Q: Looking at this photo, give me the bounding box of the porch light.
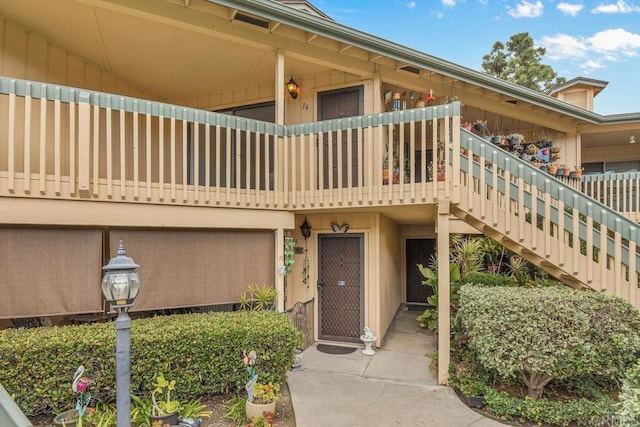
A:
[287,77,299,99]
[299,217,312,240]
[101,240,140,314]
[101,240,140,427]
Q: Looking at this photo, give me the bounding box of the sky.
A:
[312,0,640,115]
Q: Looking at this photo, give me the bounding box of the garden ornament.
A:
[72,365,94,426]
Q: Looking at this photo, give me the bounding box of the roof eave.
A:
[210,0,640,125]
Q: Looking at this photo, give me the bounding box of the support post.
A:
[115,313,131,427]
[275,228,285,311]
[436,199,451,385]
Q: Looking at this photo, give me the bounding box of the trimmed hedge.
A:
[457,272,515,287]
[458,286,640,399]
[0,310,302,417]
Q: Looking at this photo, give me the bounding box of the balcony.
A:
[0,77,459,212]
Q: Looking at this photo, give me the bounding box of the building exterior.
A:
[1,0,639,382]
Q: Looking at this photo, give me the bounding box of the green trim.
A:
[460,129,639,271]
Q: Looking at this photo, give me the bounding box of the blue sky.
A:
[312,0,640,115]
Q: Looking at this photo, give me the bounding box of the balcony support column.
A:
[436,199,451,385]
[275,227,285,311]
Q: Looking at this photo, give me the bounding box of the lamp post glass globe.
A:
[101,241,140,313]
[101,271,140,312]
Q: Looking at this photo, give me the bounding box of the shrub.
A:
[483,387,615,427]
[618,361,640,424]
[457,272,514,287]
[0,310,302,417]
[457,286,640,400]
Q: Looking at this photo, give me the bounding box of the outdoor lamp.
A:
[287,77,299,99]
[299,217,312,240]
[101,240,140,313]
[102,240,140,427]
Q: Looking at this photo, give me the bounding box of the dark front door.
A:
[317,86,364,189]
[406,238,437,304]
[318,234,363,342]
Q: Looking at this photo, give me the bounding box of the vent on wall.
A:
[400,65,421,75]
[234,12,270,29]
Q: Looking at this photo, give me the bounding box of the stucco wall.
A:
[0,16,148,97]
[377,213,402,343]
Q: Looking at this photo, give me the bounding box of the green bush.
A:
[0,310,302,417]
[484,387,614,427]
[618,361,640,424]
[457,286,640,400]
[457,272,514,287]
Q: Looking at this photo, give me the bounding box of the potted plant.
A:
[150,374,180,426]
[53,365,94,427]
[472,119,487,133]
[507,133,525,147]
[243,350,280,421]
[239,283,277,310]
[547,163,558,175]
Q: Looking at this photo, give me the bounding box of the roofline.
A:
[209,0,640,125]
[547,77,609,97]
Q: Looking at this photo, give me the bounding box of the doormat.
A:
[316,344,357,355]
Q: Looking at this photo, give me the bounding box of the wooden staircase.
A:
[450,130,640,308]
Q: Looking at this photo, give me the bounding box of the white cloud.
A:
[557,2,584,16]
[542,34,589,60]
[442,0,456,7]
[407,1,417,8]
[540,28,640,71]
[507,0,544,18]
[431,10,445,18]
[588,28,640,56]
[591,0,640,13]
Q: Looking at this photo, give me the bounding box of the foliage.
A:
[0,310,302,417]
[618,361,640,425]
[252,382,280,405]
[223,394,248,425]
[247,411,276,427]
[415,262,460,333]
[483,387,615,427]
[457,286,640,400]
[239,284,278,311]
[178,397,212,420]
[481,32,566,92]
[150,373,179,416]
[458,272,514,287]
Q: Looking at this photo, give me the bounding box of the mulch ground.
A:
[29,382,296,427]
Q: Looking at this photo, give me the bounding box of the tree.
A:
[481,32,566,92]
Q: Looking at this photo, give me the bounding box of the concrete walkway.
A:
[287,307,506,426]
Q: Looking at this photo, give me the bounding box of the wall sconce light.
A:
[299,217,312,240]
[330,222,349,233]
[630,136,636,144]
[287,77,299,99]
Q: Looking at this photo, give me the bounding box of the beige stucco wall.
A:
[0,16,148,97]
[377,213,402,343]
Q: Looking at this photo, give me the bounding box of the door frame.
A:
[316,232,365,343]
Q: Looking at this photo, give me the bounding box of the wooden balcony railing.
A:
[581,172,640,222]
[0,77,459,209]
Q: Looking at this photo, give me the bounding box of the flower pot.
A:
[150,412,179,426]
[547,165,558,175]
[556,168,564,176]
[491,136,501,145]
[466,395,485,409]
[382,169,399,184]
[53,408,95,426]
[245,400,276,420]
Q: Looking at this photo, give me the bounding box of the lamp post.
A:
[101,241,140,427]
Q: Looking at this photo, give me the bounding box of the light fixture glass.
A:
[101,241,140,313]
[287,77,299,99]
